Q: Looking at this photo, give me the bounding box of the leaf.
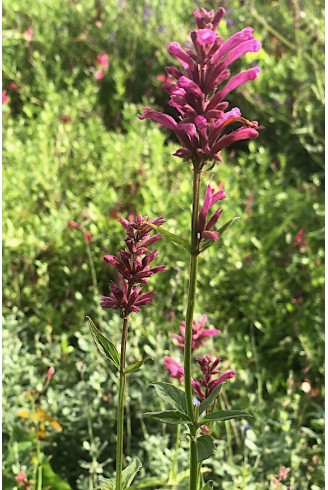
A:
[42,462,72,489]
[197,435,215,462]
[128,477,167,488]
[202,410,252,423]
[97,459,142,490]
[200,217,242,252]
[122,458,142,488]
[124,357,153,375]
[198,384,222,416]
[87,316,120,369]
[202,482,214,490]
[143,410,192,425]
[150,382,187,414]
[146,223,190,251]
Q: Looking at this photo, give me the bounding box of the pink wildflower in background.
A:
[2,90,8,103]
[294,228,307,250]
[68,220,79,229]
[46,366,55,383]
[84,231,92,243]
[172,314,220,350]
[139,6,262,167]
[9,82,18,91]
[15,470,29,489]
[97,53,109,69]
[95,70,105,80]
[272,466,291,488]
[24,28,33,42]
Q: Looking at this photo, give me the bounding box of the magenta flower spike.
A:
[139,6,262,168]
[101,214,166,317]
[172,314,220,351]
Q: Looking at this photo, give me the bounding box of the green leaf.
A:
[198,384,222,415]
[124,357,153,374]
[42,462,72,489]
[197,435,215,462]
[146,223,190,251]
[143,410,192,425]
[87,316,120,369]
[122,458,142,488]
[202,410,252,423]
[150,381,187,414]
[202,482,214,490]
[98,477,115,490]
[128,477,167,489]
[200,217,242,252]
[98,459,142,490]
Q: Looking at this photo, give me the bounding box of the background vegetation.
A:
[3,0,324,489]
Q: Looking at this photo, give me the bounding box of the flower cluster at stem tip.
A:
[101,215,166,317]
[139,5,262,170]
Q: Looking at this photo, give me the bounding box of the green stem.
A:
[115,316,129,490]
[184,168,201,490]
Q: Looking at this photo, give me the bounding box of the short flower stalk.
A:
[88,215,165,489]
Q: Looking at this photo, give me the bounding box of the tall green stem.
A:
[184,168,201,490]
[115,316,129,490]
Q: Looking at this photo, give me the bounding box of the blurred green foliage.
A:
[3,0,324,489]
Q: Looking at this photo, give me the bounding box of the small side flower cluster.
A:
[15,470,29,489]
[139,6,262,168]
[172,314,220,350]
[198,181,226,242]
[164,314,234,403]
[192,355,235,401]
[101,215,166,316]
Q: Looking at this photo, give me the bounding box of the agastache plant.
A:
[88,215,165,490]
[139,5,262,489]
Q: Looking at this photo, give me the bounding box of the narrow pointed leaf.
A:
[200,217,242,252]
[124,357,153,375]
[87,316,120,369]
[146,223,190,251]
[202,410,252,423]
[97,477,115,490]
[143,410,192,425]
[197,435,215,462]
[150,382,187,414]
[198,384,223,415]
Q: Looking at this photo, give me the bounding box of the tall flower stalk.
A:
[139,5,262,488]
[90,215,165,490]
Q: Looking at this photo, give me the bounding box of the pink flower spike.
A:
[196,29,217,46]
[97,53,109,68]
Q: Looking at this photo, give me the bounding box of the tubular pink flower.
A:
[218,67,260,101]
[196,29,216,46]
[172,314,220,351]
[221,39,262,69]
[164,356,184,381]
